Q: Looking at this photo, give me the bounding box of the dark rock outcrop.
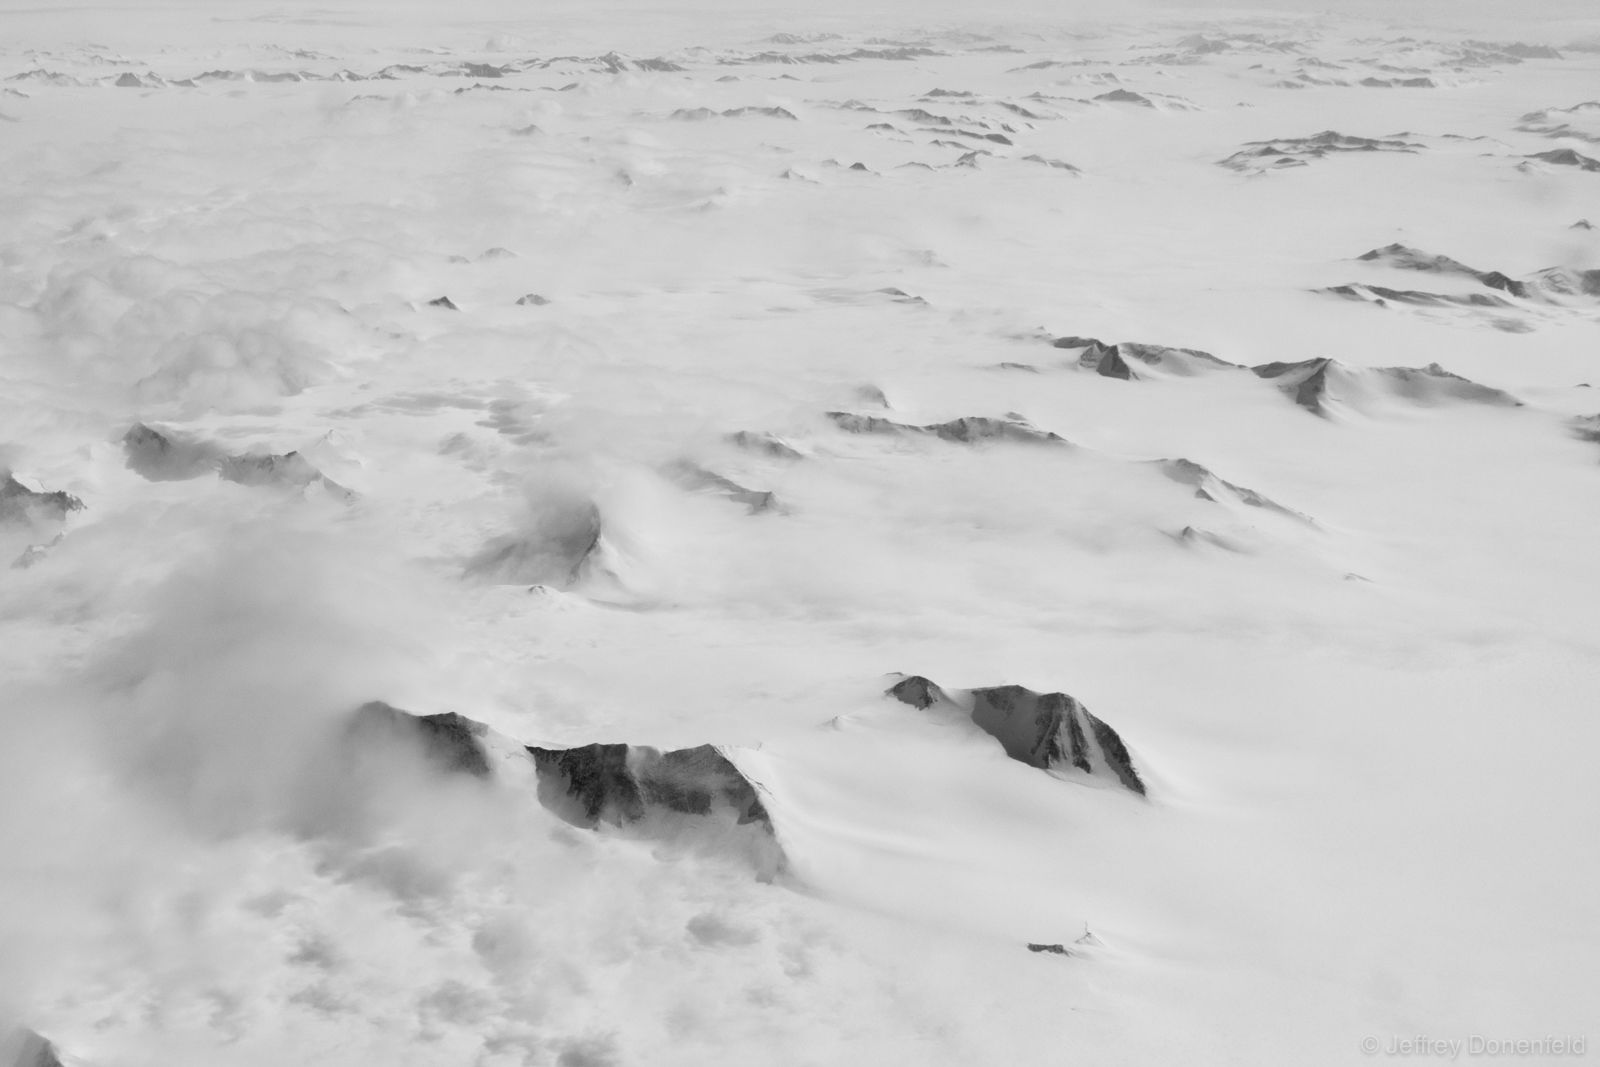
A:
[1372,364,1521,405]
[664,460,778,513]
[350,701,493,778]
[516,293,550,305]
[827,411,1065,445]
[1170,525,1243,551]
[721,106,799,120]
[727,431,803,459]
[528,743,773,832]
[1090,344,1133,380]
[1520,103,1600,142]
[218,451,325,490]
[1357,243,1530,297]
[887,674,948,709]
[1525,148,1600,171]
[672,106,797,120]
[464,500,602,587]
[1253,358,1335,412]
[344,703,781,868]
[887,675,1146,795]
[1359,76,1435,88]
[1570,414,1600,444]
[2,475,81,569]
[427,296,459,309]
[1120,342,1239,374]
[1027,942,1069,955]
[1487,42,1562,59]
[1252,358,1520,415]
[1526,266,1600,300]
[4,1030,66,1067]
[123,422,224,481]
[1218,130,1420,172]
[123,424,355,500]
[1,474,83,526]
[1074,341,1238,379]
[1021,155,1080,171]
[1157,457,1312,523]
[1322,283,1512,308]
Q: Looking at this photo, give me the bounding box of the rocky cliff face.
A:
[345,702,784,874]
[887,676,1146,795]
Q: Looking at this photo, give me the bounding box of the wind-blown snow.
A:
[2,1,1598,1064]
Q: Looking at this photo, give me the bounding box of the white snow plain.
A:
[2,1,1599,1064]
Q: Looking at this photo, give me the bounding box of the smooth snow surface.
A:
[2,1,1599,1064]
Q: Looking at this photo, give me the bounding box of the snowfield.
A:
[2,1,1598,1064]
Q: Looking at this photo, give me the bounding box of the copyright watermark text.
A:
[1361,1036,1587,1059]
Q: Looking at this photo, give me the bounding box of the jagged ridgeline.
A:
[346,702,784,876]
[886,676,1146,795]
[2,473,85,569]
[1047,335,1520,418]
[122,423,356,501]
[826,411,1067,444]
[1251,359,1521,415]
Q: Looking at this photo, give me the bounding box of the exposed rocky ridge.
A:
[122,423,355,501]
[1356,243,1529,297]
[826,411,1066,444]
[4,44,975,93]
[1218,131,1421,172]
[528,743,773,832]
[670,106,798,120]
[1570,414,1600,444]
[0,41,1086,92]
[346,702,782,864]
[1515,101,1600,142]
[1155,458,1313,524]
[1525,266,1600,300]
[1021,154,1080,172]
[1094,89,1154,106]
[721,46,942,65]
[1059,338,1240,379]
[1358,76,1435,88]
[1,474,83,526]
[2,1030,66,1067]
[1170,525,1244,551]
[1523,148,1600,171]
[1322,283,1513,308]
[1251,358,1520,415]
[727,430,804,459]
[2,474,83,569]
[1464,41,1562,60]
[663,460,779,513]
[886,675,1146,795]
[122,422,225,480]
[464,501,603,587]
[1047,338,1516,418]
[350,701,494,778]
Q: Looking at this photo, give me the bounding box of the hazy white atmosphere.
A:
[2,0,1598,1064]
